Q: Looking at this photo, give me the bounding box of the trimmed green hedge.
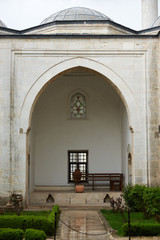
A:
[25,229,46,240]
[0,215,53,235]
[0,205,60,236]
[122,223,160,236]
[48,205,60,227]
[0,228,24,240]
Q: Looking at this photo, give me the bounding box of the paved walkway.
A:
[55,209,109,240]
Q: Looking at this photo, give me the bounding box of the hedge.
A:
[122,222,160,236]
[48,205,60,227]
[0,205,60,236]
[0,228,24,240]
[25,229,46,240]
[0,215,53,235]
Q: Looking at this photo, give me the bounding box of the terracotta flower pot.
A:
[75,185,84,193]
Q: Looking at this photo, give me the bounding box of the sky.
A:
[0,0,160,31]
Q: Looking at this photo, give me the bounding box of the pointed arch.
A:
[20,57,140,132]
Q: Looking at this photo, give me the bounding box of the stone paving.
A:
[54,209,109,240]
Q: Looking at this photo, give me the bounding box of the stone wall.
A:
[147,39,160,186]
[0,36,159,202]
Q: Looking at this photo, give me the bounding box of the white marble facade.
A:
[0,2,160,204]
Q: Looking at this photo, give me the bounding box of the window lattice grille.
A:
[68,151,88,182]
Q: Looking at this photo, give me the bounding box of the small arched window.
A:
[70,92,86,119]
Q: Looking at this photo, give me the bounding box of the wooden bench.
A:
[73,172,123,191]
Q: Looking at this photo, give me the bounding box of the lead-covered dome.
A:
[41,7,111,24]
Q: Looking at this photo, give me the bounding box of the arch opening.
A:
[27,67,131,197]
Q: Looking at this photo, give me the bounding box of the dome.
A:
[0,20,7,28]
[152,16,160,27]
[41,7,111,24]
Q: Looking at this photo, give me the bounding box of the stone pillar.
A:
[131,129,148,186]
[142,0,158,29]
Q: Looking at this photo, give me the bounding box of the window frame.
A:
[68,150,88,183]
[70,92,87,119]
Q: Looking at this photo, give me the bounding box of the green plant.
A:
[0,205,60,236]
[101,209,158,236]
[25,229,46,240]
[105,195,127,223]
[0,216,53,235]
[101,209,125,235]
[143,186,160,220]
[122,184,146,211]
[121,184,133,209]
[122,222,160,236]
[48,205,60,231]
[0,228,24,240]
[4,211,50,217]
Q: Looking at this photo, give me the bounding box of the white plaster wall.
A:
[31,69,126,186]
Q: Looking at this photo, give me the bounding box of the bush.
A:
[48,205,60,225]
[25,229,46,240]
[143,186,160,219]
[122,184,146,211]
[122,222,160,236]
[122,184,134,209]
[0,205,60,236]
[0,228,24,240]
[0,216,53,235]
[123,185,160,220]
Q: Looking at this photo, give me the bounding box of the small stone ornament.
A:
[46,194,54,203]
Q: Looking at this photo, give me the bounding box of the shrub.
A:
[0,228,24,240]
[48,205,60,225]
[25,229,46,240]
[0,205,60,236]
[122,222,160,236]
[143,186,160,219]
[122,184,134,209]
[122,184,146,211]
[0,216,53,235]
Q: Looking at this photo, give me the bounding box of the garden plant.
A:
[0,205,60,238]
[101,184,160,236]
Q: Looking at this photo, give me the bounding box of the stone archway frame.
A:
[19,57,144,202]
[20,57,140,132]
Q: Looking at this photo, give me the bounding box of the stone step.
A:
[29,190,122,207]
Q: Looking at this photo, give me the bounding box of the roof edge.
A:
[5,20,138,35]
[0,33,158,39]
[1,19,160,35]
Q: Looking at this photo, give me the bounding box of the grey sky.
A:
[0,0,159,30]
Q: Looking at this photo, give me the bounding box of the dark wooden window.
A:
[68,150,88,182]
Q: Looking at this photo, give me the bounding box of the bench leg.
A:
[110,181,114,191]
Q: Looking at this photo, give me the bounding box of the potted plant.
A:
[73,169,84,193]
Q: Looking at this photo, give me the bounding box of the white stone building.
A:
[0,0,160,205]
